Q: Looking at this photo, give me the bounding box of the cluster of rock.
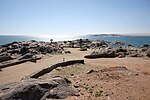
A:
[0,77,77,100]
[60,39,124,52]
[0,40,65,63]
[0,40,69,68]
[85,44,150,58]
[89,40,124,49]
[59,39,91,48]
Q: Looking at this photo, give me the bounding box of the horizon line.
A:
[0,33,150,36]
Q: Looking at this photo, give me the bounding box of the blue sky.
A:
[0,0,150,35]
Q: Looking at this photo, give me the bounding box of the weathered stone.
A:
[0,55,13,62]
[111,41,124,45]
[20,47,29,55]
[0,77,77,100]
[65,51,71,54]
[19,53,33,60]
[146,49,150,57]
[85,50,116,58]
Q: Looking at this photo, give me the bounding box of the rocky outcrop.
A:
[90,40,108,49]
[0,77,77,100]
[0,41,65,59]
[18,53,34,60]
[85,51,116,58]
[84,45,150,59]
[0,55,13,62]
[0,41,68,68]
[111,40,125,45]
[146,49,150,57]
[0,57,41,68]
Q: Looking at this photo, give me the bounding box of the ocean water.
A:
[0,35,150,47]
[0,35,75,45]
[82,35,150,47]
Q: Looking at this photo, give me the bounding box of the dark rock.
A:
[65,51,71,54]
[30,40,37,42]
[86,69,96,74]
[117,53,126,58]
[0,77,77,100]
[20,47,29,55]
[129,53,141,57]
[128,44,134,47]
[85,50,116,58]
[146,49,150,57]
[142,44,150,47]
[115,48,127,53]
[19,53,33,60]
[0,48,7,53]
[7,49,20,54]
[111,41,124,45]
[0,55,13,62]
[41,86,76,99]
[0,57,41,68]
[80,47,87,51]
[90,40,108,48]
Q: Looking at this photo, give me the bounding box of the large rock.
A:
[111,41,124,45]
[20,47,29,55]
[90,40,108,48]
[18,53,34,60]
[7,49,20,54]
[114,47,127,53]
[85,49,117,58]
[0,55,13,62]
[0,77,77,100]
[146,49,150,57]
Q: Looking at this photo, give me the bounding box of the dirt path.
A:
[0,48,85,85]
[0,48,150,85]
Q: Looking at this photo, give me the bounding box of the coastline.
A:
[0,39,150,99]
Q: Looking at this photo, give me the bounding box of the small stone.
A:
[74,84,80,88]
[77,88,81,92]
[80,92,84,95]
[86,69,95,74]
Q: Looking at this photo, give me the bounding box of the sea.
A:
[0,35,150,47]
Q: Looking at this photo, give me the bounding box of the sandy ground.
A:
[0,48,86,85]
[0,48,150,99]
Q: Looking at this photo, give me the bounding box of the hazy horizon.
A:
[1,0,150,36]
[1,33,150,36]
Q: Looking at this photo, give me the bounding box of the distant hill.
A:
[87,34,126,37]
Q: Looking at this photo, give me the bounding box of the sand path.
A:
[0,48,150,85]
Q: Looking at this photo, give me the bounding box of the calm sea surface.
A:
[0,35,74,45]
[0,35,150,47]
[82,35,150,47]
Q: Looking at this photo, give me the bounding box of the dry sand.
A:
[0,48,150,99]
[0,48,86,85]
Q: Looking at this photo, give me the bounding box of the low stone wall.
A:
[30,60,84,78]
[0,57,41,68]
[84,54,116,59]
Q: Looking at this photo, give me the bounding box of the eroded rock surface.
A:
[0,77,77,100]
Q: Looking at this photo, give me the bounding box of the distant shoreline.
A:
[86,33,150,37]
